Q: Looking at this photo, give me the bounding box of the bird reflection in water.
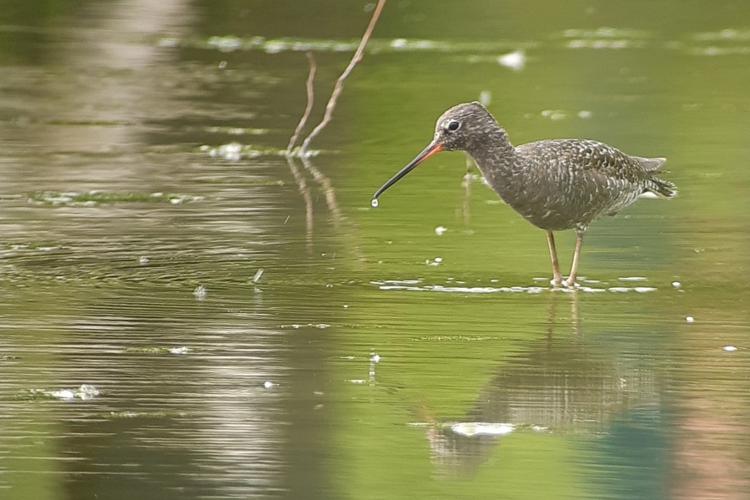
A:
[418,293,659,477]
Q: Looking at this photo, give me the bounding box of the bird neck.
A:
[466,127,517,183]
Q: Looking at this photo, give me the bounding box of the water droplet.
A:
[370,198,379,208]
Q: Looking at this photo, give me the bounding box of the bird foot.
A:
[563,278,579,289]
[550,277,578,289]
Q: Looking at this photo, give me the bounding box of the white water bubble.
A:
[541,109,567,121]
[497,50,526,71]
[193,285,207,300]
[390,38,408,49]
[77,384,100,400]
[50,384,100,401]
[479,90,492,106]
[51,389,76,400]
[450,422,515,437]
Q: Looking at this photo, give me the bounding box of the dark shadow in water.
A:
[286,156,315,253]
[286,155,367,268]
[301,156,344,231]
[286,155,345,245]
[421,293,659,477]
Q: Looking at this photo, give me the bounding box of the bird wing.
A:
[516,139,652,184]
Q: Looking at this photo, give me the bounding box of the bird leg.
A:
[565,230,584,287]
[546,231,563,287]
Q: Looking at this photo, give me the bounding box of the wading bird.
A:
[372,102,676,287]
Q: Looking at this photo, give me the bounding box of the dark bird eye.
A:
[447,120,461,132]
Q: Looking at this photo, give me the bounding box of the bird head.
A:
[432,101,495,151]
[371,102,498,205]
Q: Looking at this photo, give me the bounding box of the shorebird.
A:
[372,102,676,287]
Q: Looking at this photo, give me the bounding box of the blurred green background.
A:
[0,1,748,499]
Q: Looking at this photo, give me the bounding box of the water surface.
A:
[1,1,749,499]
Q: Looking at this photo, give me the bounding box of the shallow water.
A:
[1,1,750,499]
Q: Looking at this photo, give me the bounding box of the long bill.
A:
[372,142,444,203]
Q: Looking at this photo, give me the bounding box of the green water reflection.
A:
[0,1,749,499]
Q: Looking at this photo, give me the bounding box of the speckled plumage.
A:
[433,102,676,231]
[373,101,677,286]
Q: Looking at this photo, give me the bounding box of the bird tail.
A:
[646,177,677,198]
